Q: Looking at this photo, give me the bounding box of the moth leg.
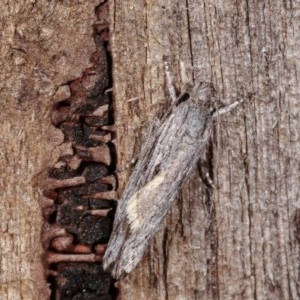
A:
[205,172,216,189]
[104,87,113,94]
[116,158,138,173]
[197,159,216,189]
[212,98,244,119]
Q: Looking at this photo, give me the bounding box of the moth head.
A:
[190,81,227,114]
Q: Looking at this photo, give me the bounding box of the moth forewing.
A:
[103,83,215,278]
[126,172,167,232]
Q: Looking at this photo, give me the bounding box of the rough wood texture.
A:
[110,0,300,299]
[0,2,100,299]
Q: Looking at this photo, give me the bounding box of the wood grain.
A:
[110,0,300,299]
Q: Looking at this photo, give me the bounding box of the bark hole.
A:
[40,2,118,299]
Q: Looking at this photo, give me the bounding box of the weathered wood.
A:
[110,0,300,299]
[0,2,99,299]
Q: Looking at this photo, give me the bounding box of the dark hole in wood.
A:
[41,1,119,299]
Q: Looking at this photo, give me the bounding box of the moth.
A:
[103,81,241,278]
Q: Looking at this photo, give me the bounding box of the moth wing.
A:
[126,172,167,231]
[114,108,212,276]
[103,99,212,278]
[102,118,170,275]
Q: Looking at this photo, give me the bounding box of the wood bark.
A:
[110,1,300,299]
[0,2,100,299]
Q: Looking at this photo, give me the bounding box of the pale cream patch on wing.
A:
[126,172,167,232]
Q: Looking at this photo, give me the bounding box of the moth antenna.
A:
[164,61,177,104]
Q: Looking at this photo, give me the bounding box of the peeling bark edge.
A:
[40,2,119,299]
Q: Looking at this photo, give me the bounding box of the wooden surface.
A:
[1,1,299,299]
[110,1,300,299]
[0,2,99,299]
